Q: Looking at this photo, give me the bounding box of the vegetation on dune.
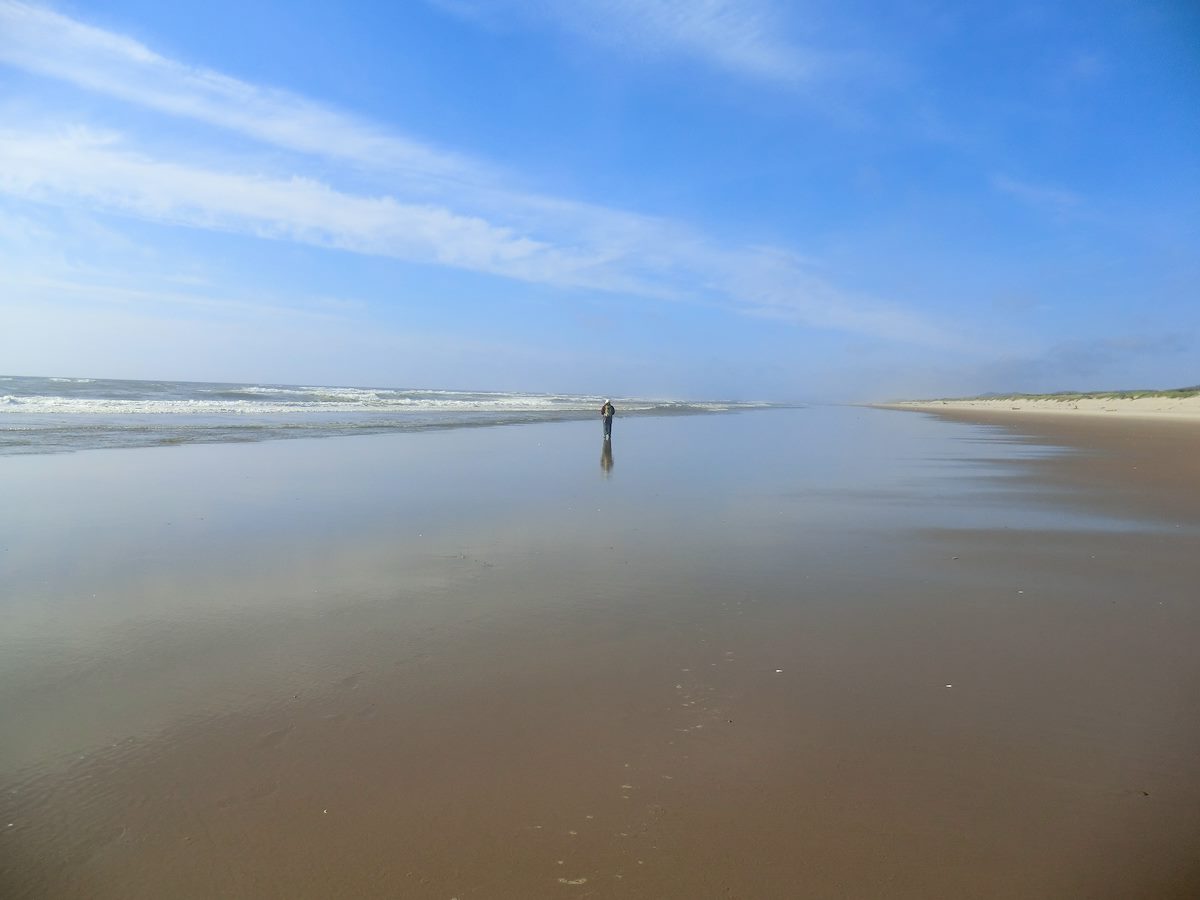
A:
[943,387,1200,402]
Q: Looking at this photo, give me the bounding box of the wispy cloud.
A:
[428,0,816,85]
[0,0,486,187]
[0,129,664,295]
[991,174,1081,215]
[0,2,952,346]
[695,246,955,346]
[0,127,954,345]
[1,271,355,323]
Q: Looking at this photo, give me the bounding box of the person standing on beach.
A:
[600,399,616,439]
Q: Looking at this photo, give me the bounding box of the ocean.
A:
[0,375,769,455]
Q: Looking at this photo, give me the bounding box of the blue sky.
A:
[0,0,1196,400]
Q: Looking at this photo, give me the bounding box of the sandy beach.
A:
[884,395,1200,420]
[2,407,1199,898]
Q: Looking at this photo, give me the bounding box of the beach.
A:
[2,406,1199,898]
[885,395,1200,421]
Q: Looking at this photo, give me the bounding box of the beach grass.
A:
[929,386,1200,402]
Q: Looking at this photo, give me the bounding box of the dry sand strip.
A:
[878,395,1200,420]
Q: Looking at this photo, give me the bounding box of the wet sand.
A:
[885,406,1200,524]
[2,408,1199,898]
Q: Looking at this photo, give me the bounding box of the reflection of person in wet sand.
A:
[600,437,613,476]
[600,399,616,439]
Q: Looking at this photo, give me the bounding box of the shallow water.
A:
[0,407,1162,773]
[2,407,1197,898]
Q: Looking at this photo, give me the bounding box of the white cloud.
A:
[429,0,816,84]
[0,206,53,244]
[0,2,953,346]
[0,125,953,345]
[991,174,1081,214]
[545,0,813,84]
[715,247,955,345]
[0,0,487,188]
[0,129,592,284]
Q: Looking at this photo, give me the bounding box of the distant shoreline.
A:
[876,390,1200,420]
